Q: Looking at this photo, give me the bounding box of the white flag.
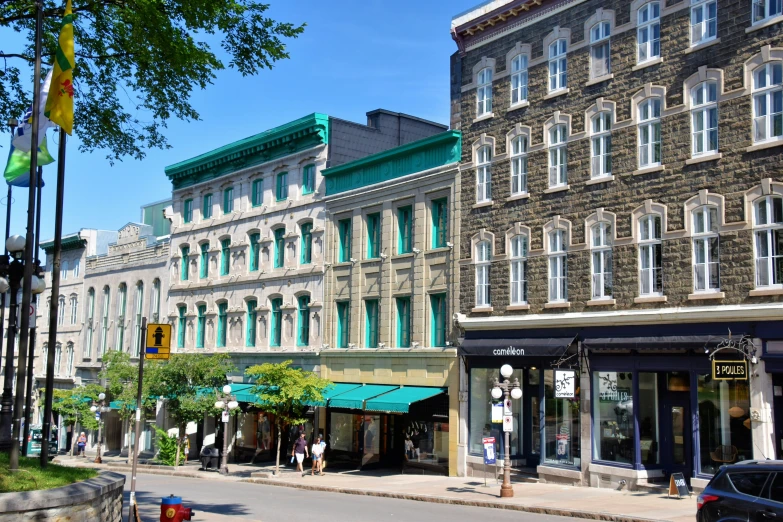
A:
[12,69,54,153]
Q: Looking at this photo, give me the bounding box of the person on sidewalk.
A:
[311,435,324,476]
[76,432,87,457]
[292,432,309,477]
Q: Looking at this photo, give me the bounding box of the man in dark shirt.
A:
[292,432,309,476]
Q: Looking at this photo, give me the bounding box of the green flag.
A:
[4,137,55,186]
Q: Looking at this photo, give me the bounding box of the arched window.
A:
[133,282,144,357]
[196,304,206,348]
[273,229,285,269]
[116,283,127,352]
[477,67,492,117]
[177,305,187,349]
[548,230,568,302]
[475,240,491,308]
[691,0,717,46]
[510,136,528,195]
[510,54,528,105]
[85,288,95,359]
[200,242,210,278]
[639,214,663,295]
[548,39,567,92]
[150,278,161,323]
[180,245,190,281]
[638,98,662,168]
[591,223,613,299]
[54,343,61,377]
[693,206,720,292]
[246,300,257,348]
[301,222,313,265]
[591,112,612,178]
[60,260,68,281]
[753,196,783,288]
[509,235,527,305]
[57,295,65,326]
[41,343,48,374]
[66,342,74,377]
[70,296,78,325]
[100,286,110,356]
[691,81,718,156]
[298,295,311,347]
[217,302,228,348]
[590,22,611,79]
[637,2,660,64]
[476,146,492,203]
[270,298,283,347]
[548,124,568,188]
[220,238,231,275]
[753,0,782,24]
[752,62,783,144]
[249,234,260,272]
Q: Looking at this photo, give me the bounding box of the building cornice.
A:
[41,233,85,254]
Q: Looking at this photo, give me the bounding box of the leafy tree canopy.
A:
[50,383,104,431]
[246,360,329,427]
[0,1,305,161]
[99,349,156,421]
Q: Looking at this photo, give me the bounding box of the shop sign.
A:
[597,372,630,402]
[556,432,570,460]
[503,415,513,432]
[712,360,748,380]
[491,402,503,423]
[668,472,690,498]
[555,370,576,398]
[482,437,496,465]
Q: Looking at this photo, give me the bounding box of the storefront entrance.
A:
[661,392,692,482]
[774,374,783,459]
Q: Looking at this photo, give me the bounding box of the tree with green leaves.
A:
[0,1,305,161]
[50,383,102,454]
[145,353,236,466]
[246,360,330,476]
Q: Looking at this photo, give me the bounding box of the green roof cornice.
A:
[322,130,461,195]
[41,233,85,254]
[165,113,330,190]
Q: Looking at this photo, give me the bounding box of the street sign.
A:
[491,402,503,423]
[145,323,172,360]
[503,414,513,432]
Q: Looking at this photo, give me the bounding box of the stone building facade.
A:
[451,0,783,490]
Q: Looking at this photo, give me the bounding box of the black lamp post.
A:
[491,364,522,498]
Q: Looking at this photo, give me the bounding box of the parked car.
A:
[23,424,58,459]
[697,460,783,521]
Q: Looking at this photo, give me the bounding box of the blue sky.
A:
[0,0,478,246]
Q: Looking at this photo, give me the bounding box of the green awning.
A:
[230,383,259,404]
[109,400,135,409]
[305,383,363,407]
[364,386,446,413]
[328,384,398,410]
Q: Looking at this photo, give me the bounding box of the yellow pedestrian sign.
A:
[145,324,172,360]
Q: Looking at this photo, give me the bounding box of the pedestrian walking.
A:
[76,432,87,457]
[311,435,324,476]
[292,432,309,477]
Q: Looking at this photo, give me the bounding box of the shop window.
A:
[591,222,613,299]
[220,238,230,276]
[510,54,528,105]
[698,374,752,475]
[202,193,213,219]
[365,299,379,348]
[753,196,783,288]
[397,206,412,254]
[476,146,492,203]
[591,112,612,179]
[543,370,580,468]
[637,2,660,64]
[593,371,634,464]
[271,298,282,347]
[330,412,360,453]
[217,302,227,348]
[691,0,717,46]
[639,373,660,466]
[693,205,720,292]
[469,367,523,457]
[476,67,492,117]
[510,136,528,195]
[196,304,206,348]
[338,218,352,262]
[336,301,350,348]
[251,178,263,207]
[183,198,193,224]
[274,228,285,269]
[246,300,257,348]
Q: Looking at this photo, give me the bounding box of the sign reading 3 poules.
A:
[712,360,748,380]
[145,324,172,360]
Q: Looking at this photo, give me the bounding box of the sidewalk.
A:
[55,456,697,522]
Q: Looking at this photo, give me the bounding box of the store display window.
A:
[593,371,634,464]
[698,374,752,475]
[543,370,580,468]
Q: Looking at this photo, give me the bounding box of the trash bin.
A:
[200,446,220,470]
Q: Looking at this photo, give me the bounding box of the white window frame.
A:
[133,282,144,357]
[591,112,612,178]
[510,54,528,105]
[66,343,74,377]
[509,235,527,305]
[753,0,783,24]
[476,146,492,203]
[70,296,77,325]
[73,260,80,278]
[692,205,720,293]
[638,98,662,168]
[85,289,94,359]
[61,260,68,281]
[752,62,783,144]
[548,39,567,93]
[591,223,613,299]
[100,287,110,356]
[590,22,611,79]
[548,230,568,302]
[691,81,719,156]
[475,240,491,307]
[638,214,663,296]
[57,296,65,326]
[54,343,61,377]
[637,2,661,64]
[477,67,493,117]
[510,136,528,196]
[548,124,567,188]
[753,195,783,288]
[691,0,717,46]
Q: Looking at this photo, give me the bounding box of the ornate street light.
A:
[90,392,110,463]
[491,364,522,498]
[214,384,239,475]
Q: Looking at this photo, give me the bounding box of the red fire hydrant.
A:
[160,495,195,522]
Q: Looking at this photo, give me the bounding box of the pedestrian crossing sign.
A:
[145,324,172,360]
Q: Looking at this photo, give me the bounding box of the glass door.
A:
[774,374,783,459]
[661,373,693,482]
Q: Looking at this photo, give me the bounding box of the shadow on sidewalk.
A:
[125,490,252,519]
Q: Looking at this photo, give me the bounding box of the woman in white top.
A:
[311,435,325,476]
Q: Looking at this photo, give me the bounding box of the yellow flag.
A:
[44,0,75,135]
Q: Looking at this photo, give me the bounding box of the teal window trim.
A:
[249,234,260,272]
[202,194,213,219]
[180,246,190,281]
[273,228,285,268]
[183,199,193,224]
[246,300,257,348]
[302,164,315,195]
[199,243,209,279]
[300,223,312,265]
[338,218,352,263]
[397,206,412,254]
[276,172,288,201]
[223,187,234,214]
[251,179,264,207]
[365,299,379,348]
[217,302,227,348]
[297,295,310,347]
[432,198,448,249]
[430,293,446,347]
[196,305,206,348]
[396,297,411,348]
[220,238,230,276]
[367,213,381,259]
[177,306,186,348]
[336,301,350,348]
[270,298,282,347]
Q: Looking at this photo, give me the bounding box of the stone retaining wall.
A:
[0,471,125,522]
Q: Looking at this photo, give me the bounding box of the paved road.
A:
[122,473,577,522]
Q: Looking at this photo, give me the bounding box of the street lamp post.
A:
[90,392,109,463]
[214,384,238,475]
[491,364,523,498]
